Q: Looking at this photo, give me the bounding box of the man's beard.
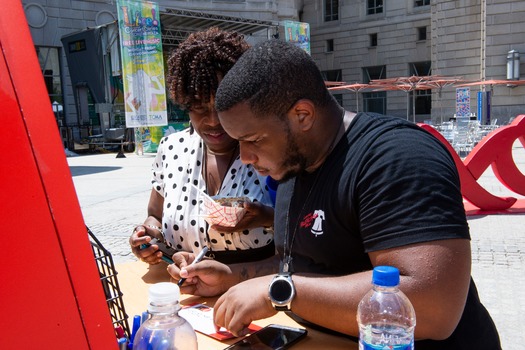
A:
[278,134,308,182]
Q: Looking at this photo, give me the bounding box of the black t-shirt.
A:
[274,112,501,349]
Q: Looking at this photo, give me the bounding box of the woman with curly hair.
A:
[129,28,276,273]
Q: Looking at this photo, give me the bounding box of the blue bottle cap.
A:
[372,266,400,287]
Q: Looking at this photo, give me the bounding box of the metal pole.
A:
[406,93,410,120]
[412,91,416,123]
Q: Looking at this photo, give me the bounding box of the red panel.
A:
[0,50,90,349]
[464,115,525,196]
[418,124,516,211]
[0,1,117,349]
[418,115,525,213]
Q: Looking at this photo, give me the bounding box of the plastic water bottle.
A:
[357,266,416,350]
[133,282,198,350]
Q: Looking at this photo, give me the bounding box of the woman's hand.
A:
[129,225,163,265]
[212,201,274,233]
[167,251,235,297]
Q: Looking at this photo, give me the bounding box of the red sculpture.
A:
[418,115,525,215]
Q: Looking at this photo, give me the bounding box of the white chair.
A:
[453,117,474,157]
[438,121,455,144]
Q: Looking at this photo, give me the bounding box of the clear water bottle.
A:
[133,282,198,350]
[357,266,416,350]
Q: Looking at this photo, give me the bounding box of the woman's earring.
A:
[189,122,194,134]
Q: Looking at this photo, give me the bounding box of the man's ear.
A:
[287,99,315,132]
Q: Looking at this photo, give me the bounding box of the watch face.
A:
[270,279,293,303]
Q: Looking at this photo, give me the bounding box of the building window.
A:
[370,33,378,47]
[409,61,432,116]
[324,0,339,22]
[326,39,334,52]
[418,27,427,41]
[363,65,386,114]
[36,46,64,126]
[367,0,383,15]
[410,61,431,77]
[322,69,343,84]
[415,0,430,6]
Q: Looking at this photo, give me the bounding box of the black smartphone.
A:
[140,237,177,264]
[223,324,308,350]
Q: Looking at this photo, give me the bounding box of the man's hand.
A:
[213,275,276,336]
[129,225,163,264]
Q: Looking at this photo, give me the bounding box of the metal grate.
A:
[88,227,130,339]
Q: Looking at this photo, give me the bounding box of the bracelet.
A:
[133,224,162,233]
[145,224,162,232]
[134,224,166,242]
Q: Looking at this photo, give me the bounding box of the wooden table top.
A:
[115,260,357,349]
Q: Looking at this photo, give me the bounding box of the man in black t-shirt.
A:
[169,40,501,349]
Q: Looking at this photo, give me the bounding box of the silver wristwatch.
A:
[268,272,295,311]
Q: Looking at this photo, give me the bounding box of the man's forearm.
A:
[230,254,280,284]
[289,272,373,337]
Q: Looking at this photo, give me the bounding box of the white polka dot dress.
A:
[151,128,274,256]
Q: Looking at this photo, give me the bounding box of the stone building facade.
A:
[303,0,525,123]
[22,0,524,143]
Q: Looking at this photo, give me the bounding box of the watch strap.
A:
[274,305,290,311]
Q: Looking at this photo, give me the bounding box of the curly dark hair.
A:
[215,40,335,119]
[166,27,250,109]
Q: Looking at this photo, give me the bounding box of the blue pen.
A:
[142,311,149,324]
[118,337,127,350]
[128,315,142,349]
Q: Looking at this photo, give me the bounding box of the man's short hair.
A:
[215,40,335,119]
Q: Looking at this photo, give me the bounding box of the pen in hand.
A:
[177,246,209,287]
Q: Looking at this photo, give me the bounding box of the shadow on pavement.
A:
[69,166,122,177]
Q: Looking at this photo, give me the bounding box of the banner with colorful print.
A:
[117,0,167,127]
[283,20,310,54]
[455,87,471,117]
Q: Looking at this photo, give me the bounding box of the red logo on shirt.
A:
[300,212,317,229]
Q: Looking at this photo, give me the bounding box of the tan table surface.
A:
[116,260,357,349]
